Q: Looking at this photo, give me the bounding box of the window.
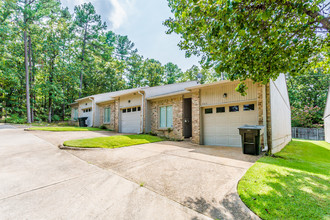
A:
[159,106,173,128]
[127,108,131,112]
[243,104,255,111]
[216,107,225,113]
[73,108,78,120]
[104,107,111,123]
[205,108,213,114]
[229,106,239,112]
[138,106,141,111]
[132,107,137,112]
[83,108,91,113]
[123,109,126,113]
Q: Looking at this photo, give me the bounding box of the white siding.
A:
[324,86,330,143]
[270,74,292,153]
[120,93,142,109]
[144,81,198,98]
[78,100,93,127]
[200,81,257,106]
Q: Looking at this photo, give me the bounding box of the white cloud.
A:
[61,0,136,30]
[108,0,136,30]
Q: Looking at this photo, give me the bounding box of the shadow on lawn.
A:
[240,155,330,219]
[264,141,330,176]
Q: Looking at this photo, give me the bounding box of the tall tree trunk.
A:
[62,103,65,121]
[79,25,88,98]
[24,31,31,123]
[28,35,34,122]
[48,60,54,123]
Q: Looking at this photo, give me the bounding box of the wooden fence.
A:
[291,127,325,141]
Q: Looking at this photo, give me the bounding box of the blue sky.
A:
[61,0,200,71]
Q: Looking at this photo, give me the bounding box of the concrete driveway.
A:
[0,126,260,219]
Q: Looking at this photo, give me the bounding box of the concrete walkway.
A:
[0,127,211,220]
[32,130,261,219]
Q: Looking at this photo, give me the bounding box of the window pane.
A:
[205,108,213,114]
[166,106,173,128]
[74,109,78,119]
[216,107,225,113]
[104,108,110,123]
[160,107,166,128]
[132,107,136,112]
[127,108,131,112]
[229,106,239,112]
[243,104,254,111]
[123,109,126,113]
[138,106,141,111]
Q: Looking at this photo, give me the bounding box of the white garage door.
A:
[82,108,93,127]
[203,102,258,147]
[120,106,141,133]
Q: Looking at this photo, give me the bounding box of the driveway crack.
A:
[0,171,99,201]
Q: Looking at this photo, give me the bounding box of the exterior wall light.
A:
[223,93,227,98]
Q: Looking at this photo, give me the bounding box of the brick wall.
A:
[191,89,201,144]
[257,83,264,147]
[114,99,119,132]
[98,102,115,130]
[150,96,184,140]
[266,83,272,151]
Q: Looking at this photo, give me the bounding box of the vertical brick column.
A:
[191,89,201,144]
[114,98,120,132]
[257,83,264,147]
[266,83,272,152]
[173,96,184,140]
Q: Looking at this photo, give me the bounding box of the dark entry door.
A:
[183,98,192,138]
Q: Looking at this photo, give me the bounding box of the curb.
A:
[58,144,101,151]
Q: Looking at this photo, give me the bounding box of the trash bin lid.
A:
[78,117,88,120]
[238,125,265,130]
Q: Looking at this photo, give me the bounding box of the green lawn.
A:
[238,139,330,220]
[27,126,106,131]
[63,134,164,148]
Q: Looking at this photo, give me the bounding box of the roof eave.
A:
[147,90,190,100]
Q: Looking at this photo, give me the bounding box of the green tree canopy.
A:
[164,62,183,84]
[165,0,330,84]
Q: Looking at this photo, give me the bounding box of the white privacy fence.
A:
[291,127,325,141]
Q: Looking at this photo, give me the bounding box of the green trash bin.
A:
[238,125,264,155]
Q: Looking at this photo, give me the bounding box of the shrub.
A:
[57,122,69,126]
[291,105,324,128]
[6,114,26,124]
[52,114,60,121]
[99,124,107,129]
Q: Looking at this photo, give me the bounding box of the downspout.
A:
[138,91,144,134]
[262,85,268,152]
[89,97,94,127]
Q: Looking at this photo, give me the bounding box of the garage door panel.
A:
[203,135,217,145]
[203,103,258,147]
[121,110,141,133]
[215,136,229,146]
[228,136,241,147]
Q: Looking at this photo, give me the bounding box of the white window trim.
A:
[73,108,78,121]
[159,105,173,129]
[103,107,111,124]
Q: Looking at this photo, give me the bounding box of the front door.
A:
[183,98,192,138]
